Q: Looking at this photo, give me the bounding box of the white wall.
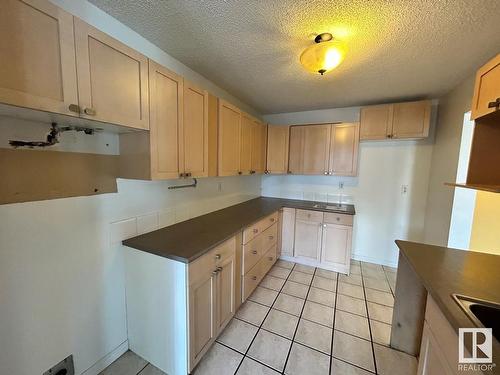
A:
[262,106,436,266]
[0,1,262,374]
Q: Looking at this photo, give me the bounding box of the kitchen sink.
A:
[312,203,350,212]
[452,294,500,342]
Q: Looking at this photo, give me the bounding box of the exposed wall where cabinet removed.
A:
[0,1,262,375]
[423,75,475,246]
[262,104,437,266]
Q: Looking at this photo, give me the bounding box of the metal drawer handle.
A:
[252,250,258,255]
[215,254,221,260]
[269,236,274,240]
[487,98,500,109]
[270,218,275,222]
[68,104,81,113]
[268,257,273,261]
[212,269,219,275]
[216,267,222,272]
[253,228,259,234]
[83,107,96,116]
[251,276,257,281]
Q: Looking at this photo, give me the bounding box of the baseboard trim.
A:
[352,253,398,268]
[81,340,128,375]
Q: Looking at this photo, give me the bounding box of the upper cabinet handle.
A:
[215,254,221,260]
[84,107,96,116]
[68,104,81,114]
[253,228,259,234]
[487,98,500,109]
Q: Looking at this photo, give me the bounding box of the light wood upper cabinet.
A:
[183,81,209,177]
[240,114,253,175]
[0,0,78,116]
[329,123,360,176]
[359,104,393,140]
[392,101,431,139]
[74,18,149,130]
[215,254,236,332]
[303,124,331,175]
[251,120,267,174]
[288,126,305,174]
[149,61,183,179]
[360,100,431,140]
[266,125,289,174]
[471,54,500,120]
[218,100,241,176]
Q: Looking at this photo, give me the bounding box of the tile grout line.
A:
[280,266,318,375]
[232,262,297,374]
[360,263,379,375]
[328,271,340,375]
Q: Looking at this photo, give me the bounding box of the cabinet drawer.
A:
[260,244,277,276]
[243,212,279,244]
[324,212,353,226]
[189,237,236,286]
[242,223,278,274]
[243,262,262,300]
[296,209,323,222]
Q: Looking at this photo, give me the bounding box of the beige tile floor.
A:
[101,260,417,375]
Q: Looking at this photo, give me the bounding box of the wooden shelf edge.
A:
[444,182,500,193]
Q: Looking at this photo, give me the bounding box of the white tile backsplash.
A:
[159,209,176,228]
[110,218,137,245]
[137,213,159,234]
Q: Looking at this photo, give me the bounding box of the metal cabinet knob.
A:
[251,276,257,281]
[324,171,328,175]
[68,104,81,113]
[216,267,222,272]
[336,217,340,221]
[270,218,275,222]
[253,228,259,234]
[328,171,332,175]
[269,236,274,240]
[215,254,221,260]
[83,107,96,116]
[268,257,273,261]
[252,250,258,255]
[323,224,327,228]
[238,171,242,175]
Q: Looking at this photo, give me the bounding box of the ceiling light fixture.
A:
[300,33,347,75]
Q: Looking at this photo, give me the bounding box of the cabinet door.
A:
[471,54,500,120]
[281,208,296,257]
[216,254,236,333]
[294,219,322,262]
[266,125,289,174]
[240,113,253,175]
[359,104,392,140]
[251,121,267,174]
[74,18,149,129]
[0,0,78,116]
[288,126,305,174]
[417,322,454,375]
[183,81,208,177]
[188,272,216,369]
[320,223,352,271]
[302,124,331,175]
[329,123,359,176]
[218,100,241,176]
[149,61,183,179]
[392,100,431,139]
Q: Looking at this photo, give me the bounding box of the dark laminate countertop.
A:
[123,197,355,263]
[396,240,500,361]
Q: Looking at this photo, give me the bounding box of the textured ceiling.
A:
[88,0,500,114]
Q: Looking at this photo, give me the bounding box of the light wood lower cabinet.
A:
[280,208,354,274]
[123,236,237,375]
[241,214,279,302]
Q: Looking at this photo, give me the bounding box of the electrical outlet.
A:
[401,184,408,195]
[43,355,74,375]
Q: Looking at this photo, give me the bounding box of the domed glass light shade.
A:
[300,33,347,75]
